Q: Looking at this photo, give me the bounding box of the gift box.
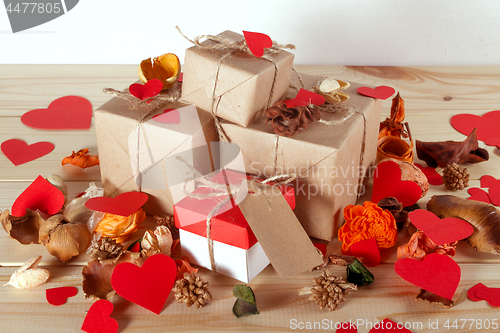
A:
[220,73,383,241]
[94,94,218,217]
[174,169,322,282]
[181,30,294,127]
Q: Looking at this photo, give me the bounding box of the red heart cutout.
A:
[485,136,500,149]
[368,319,412,332]
[1,139,54,166]
[474,286,500,307]
[371,161,422,207]
[350,238,381,267]
[408,210,474,245]
[46,286,78,306]
[480,175,500,206]
[284,88,326,108]
[451,110,500,145]
[336,323,357,332]
[481,175,500,188]
[111,254,176,314]
[85,191,148,217]
[21,96,92,130]
[243,30,273,57]
[152,108,181,124]
[467,187,492,204]
[129,79,163,100]
[468,283,487,302]
[81,300,118,333]
[395,253,461,300]
[313,243,327,256]
[357,86,395,100]
[11,175,65,217]
[450,114,482,140]
[414,163,443,185]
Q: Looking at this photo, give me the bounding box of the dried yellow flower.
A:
[94,209,146,243]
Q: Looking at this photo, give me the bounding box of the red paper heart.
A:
[152,108,180,124]
[395,253,461,300]
[313,243,327,256]
[242,30,273,57]
[21,96,92,130]
[414,163,443,185]
[467,187,492,204]
[129,79,163,100]
[368,319,412,332]
[357,86,395,100]
[284,88,325,108]
[371,161,421,207]
[85,191,148,217]
[450,110,500,145]
[350,238,381,267]
[11,175,65,217]
[468,283,487,302]
[81,300,118,333]
[408,210,474,245]
[1,139,54,166]
[336,323,357,332]
[485,136,500,149]
[46,286,78,306]
[474,286,500,307]
[480,175,500,206]
[178,72,183,82]
[111,254,176,314]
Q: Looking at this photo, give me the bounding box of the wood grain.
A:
[1,65,500,332]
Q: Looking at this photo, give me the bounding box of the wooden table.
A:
[1,65,500,332]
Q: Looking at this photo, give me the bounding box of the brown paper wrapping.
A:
[94,90,218,217]
[220,73,382,241]
[181,30,294,127]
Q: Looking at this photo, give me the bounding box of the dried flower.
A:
[442,163,469,190]
[172,272,212,309]
[89,237,124,262]
[138,53,181,90]
[379,93,408,139]
[265,101,321,137]
[4,256,50,289]
[314,78,350,103]
[397,230,457,260]
[141,226,173,257]
[338,201,398,253]
[377,197,409,231]
[94,209,146,243]
[1,208,44,245]
[154,214,179,239]
[61,148,99,169]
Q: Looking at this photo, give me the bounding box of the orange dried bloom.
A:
[397,230,457,260]
[61,148,99,169]
[94,209,146,243]
[338,201,397,253]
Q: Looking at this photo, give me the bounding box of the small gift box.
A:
[181,30,294,127]
[220,73,383,241]
[174,169,322,282]
[94,95,218,217]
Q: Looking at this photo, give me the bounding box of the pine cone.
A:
[89,237,123,261]
[442,162,469,190]
[172,272,212,309]
[308,271,357,311]
[265,101,321,137]
[153,214,179,239]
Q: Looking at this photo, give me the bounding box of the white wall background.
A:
[1,0,500,66]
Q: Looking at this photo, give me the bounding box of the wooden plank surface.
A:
[1,65,500,332]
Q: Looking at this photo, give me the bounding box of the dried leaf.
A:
[1,209,44,245]
[232,285,259,318]
[416,288,467,308]
[379,92,407,139]
[4,256,50,289]
[416,128,489,168]
[346,259,374,286]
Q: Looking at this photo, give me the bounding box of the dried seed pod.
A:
[89,237,124,262]
[4,256,50,289]
[442,163,469,190]
[1,209,45,245]
[314,78,350,104]
[172,272,212,309]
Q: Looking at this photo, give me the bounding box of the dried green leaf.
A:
[232,285,259,318]
[346,259,374,286]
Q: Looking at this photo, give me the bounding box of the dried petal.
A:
[95,209,146,243]
[379,93,407,139]
[315,78,350,104]
[4,256,50,289]
[1,209,44,245]
[61,148,99,169]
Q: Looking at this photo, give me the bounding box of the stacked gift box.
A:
[94,30,382,282]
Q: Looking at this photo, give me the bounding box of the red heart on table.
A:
[485,136,500,149]
[284,88,325,108]
[368,319,412,332]
[129,79,163,100]
[85,191,148,217]
[408,210,474,245]
[81,300,118,333]
[371,161,421,207]
[450,110,500,144]
[480,175,500,206]
[414,163,443,185]
[111,254,177,314]
[1,139,54,166]
[11,175,65,217]
[350,238,380,267]
[395,253,461,300]
[152,108,180,124]
[46,286,78,306]
[467,283,487,302]
[474,286,500,307]
[357,86,395,100]
[243,30,273,58]
[21,96,92,130]
[467,187,492,204]
[336,323,357,332]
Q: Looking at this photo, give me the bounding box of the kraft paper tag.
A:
[238,182,323,277]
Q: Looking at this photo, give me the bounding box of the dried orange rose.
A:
[138,53,181,90]
[338,201,397,253]
[94,209,146,243]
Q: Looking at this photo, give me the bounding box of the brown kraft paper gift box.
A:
[94,91,218,217]
[219,73,382,241]
[181,30,294,127]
